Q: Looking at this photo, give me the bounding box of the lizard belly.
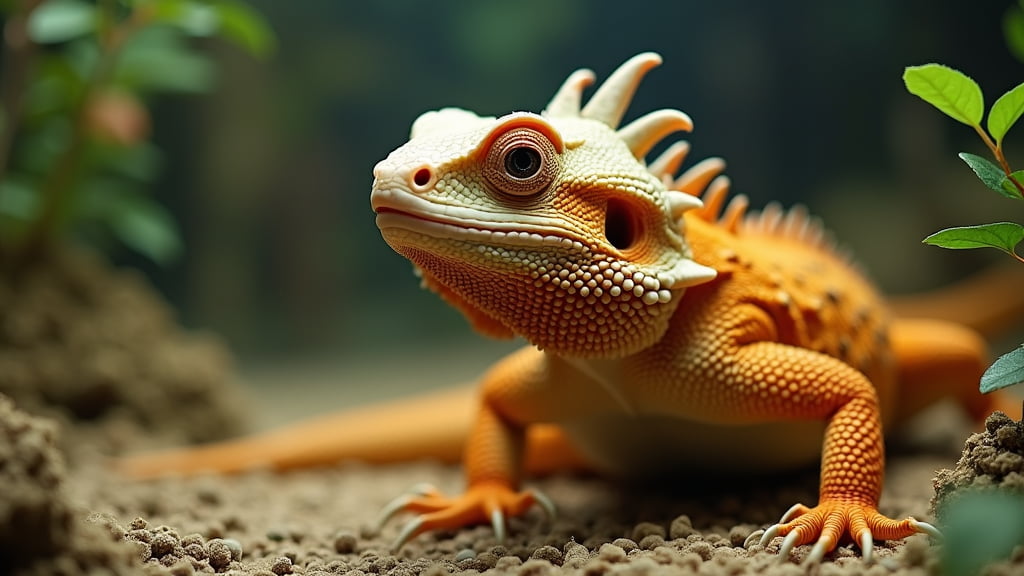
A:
[561,413,826,477]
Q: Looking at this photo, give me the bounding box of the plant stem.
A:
[18,3,146,262]
[0,0,44,256]
[974,124,1024,196]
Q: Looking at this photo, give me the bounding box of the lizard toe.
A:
[378,482,549,549]
[762,499,936,563]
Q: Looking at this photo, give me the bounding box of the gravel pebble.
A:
[597,543,626,563]
[334,530,359,554]
[530,545,563,564]
[271,556,294,575]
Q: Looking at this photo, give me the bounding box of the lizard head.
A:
[371,52,716,358]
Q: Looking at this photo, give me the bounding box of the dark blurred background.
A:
[131,1,1021,397]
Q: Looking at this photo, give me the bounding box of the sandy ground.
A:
[14,386,1023,576]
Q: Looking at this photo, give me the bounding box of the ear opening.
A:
[604,197,643,251]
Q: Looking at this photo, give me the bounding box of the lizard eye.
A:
[483,127,558,197]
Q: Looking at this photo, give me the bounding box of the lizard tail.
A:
[117,387,476,479]
[888,265,1024,339]
[889,264,1024,421]
[117,386,590,479]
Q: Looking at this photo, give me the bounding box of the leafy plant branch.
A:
[0,0,44,182]
[21,0,149,261]
[0,0,274,267]
[903,63,1024,393]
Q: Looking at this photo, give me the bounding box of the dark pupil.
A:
[505,147,541,179]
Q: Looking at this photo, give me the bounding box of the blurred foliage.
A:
[940,489,1024,576]
[0,0,272,266]
[1005,0,1024,62]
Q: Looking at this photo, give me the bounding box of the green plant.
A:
[0,0,273,266]
[903,63,1024,394]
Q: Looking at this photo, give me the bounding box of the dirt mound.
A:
[931,410,1024,518]
[0,249,248,459]
[0,394,141,574]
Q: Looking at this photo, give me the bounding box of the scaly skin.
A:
[120,53,1016,563]
[368,52,980,561]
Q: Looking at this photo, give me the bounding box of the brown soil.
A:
[0,249,247,462]
[931,411,1024,519]
[2,251,1023,575]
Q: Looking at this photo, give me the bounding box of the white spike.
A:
[581,52,662,128]
[617,109,693,159]
[672,157,727,196]
[647,141,690,180]
[662,257,717,288]
[666,190,703,219]
[544,68,596,118]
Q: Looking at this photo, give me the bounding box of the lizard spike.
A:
[694,176,729,221]
[581,52,662,128]
[672,157,727,196]
[544,68,596,118]
[666,189,703,220]
[647,141,690,181]
[618,109,693,159]
[721,190,748,233]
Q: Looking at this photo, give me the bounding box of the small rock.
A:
[631,522,666,542]
[597,543,626,563]
[639,535,665,550]
[207,539,234,570]
[530,545,563,565]
[611,538,638,553]
[333,531,358,554]
[454,548,476,562]
[669,515,698,540]
[271,556,294,575]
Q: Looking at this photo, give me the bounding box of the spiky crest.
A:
[646,134,843,258]
[542,52,844,259]
[544,52,694,159]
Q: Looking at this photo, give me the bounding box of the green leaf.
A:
[90,142,163,182]
[115,27,214,93]
[28,0,96,44]
[923,222,1024,258]
[209,0,276,57]
[0,177,41,221]
[981,344,1024,393]
[958,152,1019,199]
[152,0,220,36]
[110,196,183,265]
[988,82,1024,143]
[1001,170,1024,200]
[150,0,274,56]
[904,64,984,126]
[1005,4,1024,63]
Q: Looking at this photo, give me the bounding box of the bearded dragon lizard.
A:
[121,53,1018,564]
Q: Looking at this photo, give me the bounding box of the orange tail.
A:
[118,387,477,479]
[890,264,1024,421]
[889,264,1024,338]
[117,385,589,479]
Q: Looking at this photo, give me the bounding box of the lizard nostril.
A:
[409,166,436,193]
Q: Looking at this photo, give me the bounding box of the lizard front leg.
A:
[376,346,605,549]
[645,308,939,564]
[701,341,940,563]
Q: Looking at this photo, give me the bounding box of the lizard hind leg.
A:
[889,318,1019,424]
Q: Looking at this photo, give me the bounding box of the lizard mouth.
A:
[372,189,588,249]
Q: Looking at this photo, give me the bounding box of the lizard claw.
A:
[376,482,553,550]
[759,500,941,564]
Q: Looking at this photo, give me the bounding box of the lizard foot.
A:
[373,482,555,550]
[758,501,941,564]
